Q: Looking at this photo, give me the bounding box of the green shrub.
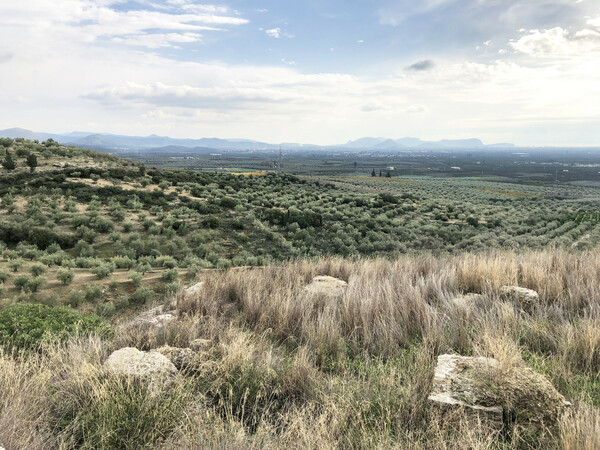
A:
[8,258,24,272]
[14,274,32,290]
[129,272,143,287]
[130,287,155,305]
[28,276,47,293]
[93,262,115,280]
[56,267,75,285]
[0,270,11,283]
[67,290,86,308]
[0,303,110,351]
[84,285,104,302]
[162,268,178,282]
[29,262,48,276]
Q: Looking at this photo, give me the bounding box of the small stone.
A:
[303,275,348,297]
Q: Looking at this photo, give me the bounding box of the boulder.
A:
[104,347,178,383]
[303,275,348,297]
[152,345,196,371]
[500,286,539,313]
[429,354,569,431]
[183,281,204,299]
[131,305,176,329]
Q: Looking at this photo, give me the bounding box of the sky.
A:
[0,0,599,146]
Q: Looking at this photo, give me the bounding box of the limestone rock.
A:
[429,354,504,430]
[104,347,178,382]
[429,354,569,431]
[500,286,539,313]
[303,275,348,297]
[184,281,204,299]
[131,305,176,329]
[152,345,196,371]
[189,338,212,352]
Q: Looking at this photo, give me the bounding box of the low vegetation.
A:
[1,251,600,448]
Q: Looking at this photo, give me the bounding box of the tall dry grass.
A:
[1,249,599,448]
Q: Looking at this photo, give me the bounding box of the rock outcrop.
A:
[130,305,176,329]
[104,347,178,383]
[500,286,539,313]
[303,275,348,297]
[429,354,569,431]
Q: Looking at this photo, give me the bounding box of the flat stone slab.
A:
[429,354,504,430]
[429,353,569,431]
[303,275,348,297]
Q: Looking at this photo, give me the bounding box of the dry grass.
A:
[1,249,600,448]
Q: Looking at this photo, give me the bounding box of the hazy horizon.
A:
[1,1,599,146]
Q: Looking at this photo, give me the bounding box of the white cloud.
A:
[510,26,600,57]
[266,28,281,38]
[0,1,246,53]
[265,27,294,39]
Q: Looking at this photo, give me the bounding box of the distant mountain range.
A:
[0,128,515,153]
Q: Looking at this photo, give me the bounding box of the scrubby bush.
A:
[0,270,11,283]
[128,271,143,287]
[67,290,86,307]
[28,276,47,293]
[0,303,110,351]
[14,274,32,291]
[8,258,24,272]
[162,268,179,282]
[29,262,48,276]
[129,287,155,305]
[92,262,115,280]
[56,267,75,285]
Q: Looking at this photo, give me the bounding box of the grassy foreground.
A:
[1,249,600,449]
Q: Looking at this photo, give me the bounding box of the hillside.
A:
[1,139,600,449]
[2,139,600,310]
